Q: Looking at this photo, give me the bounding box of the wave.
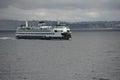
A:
[0,37,16,40]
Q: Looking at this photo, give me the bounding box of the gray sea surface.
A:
[0,31,120,80]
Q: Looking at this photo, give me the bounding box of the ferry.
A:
[16,21,71,40]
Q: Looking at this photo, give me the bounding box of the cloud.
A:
[0,0,120,21]
[0,0,14,8]
[0,0,120,10]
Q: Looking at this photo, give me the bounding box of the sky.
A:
[0,0,120,22]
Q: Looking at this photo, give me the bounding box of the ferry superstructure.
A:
[16,21,71,40]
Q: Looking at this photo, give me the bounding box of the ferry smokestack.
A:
[25,20,28,27]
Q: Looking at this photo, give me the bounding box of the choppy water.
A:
[0,31,120,80]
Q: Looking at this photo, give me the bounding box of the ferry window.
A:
[67,30,70,32]
[54,30,58,32]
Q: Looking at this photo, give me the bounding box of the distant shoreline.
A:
[0,28,120,32]
[0,30,16,32]
[71,28,120,31]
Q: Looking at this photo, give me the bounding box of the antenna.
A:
[25,19,28,27]
[57,21,60,25]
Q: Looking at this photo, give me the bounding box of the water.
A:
[0,31,120,80]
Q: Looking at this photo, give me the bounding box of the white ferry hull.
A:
[16,32,71,40]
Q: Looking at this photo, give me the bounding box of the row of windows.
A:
[20,27,51,30]
[54,30,63,32]
[54,30,70,32]
[18,33,55,35]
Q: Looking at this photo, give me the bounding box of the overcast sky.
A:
[0,0,120,22]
